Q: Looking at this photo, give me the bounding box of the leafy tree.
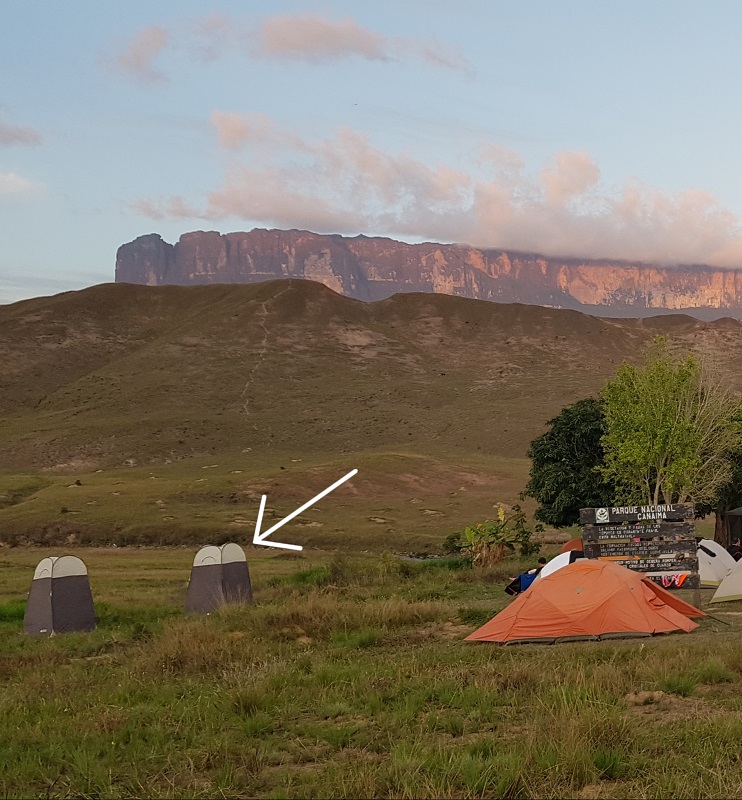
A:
[522,397,614,527]
[696,443,742,546]
[461,504,540,567]
[601,337,742,506]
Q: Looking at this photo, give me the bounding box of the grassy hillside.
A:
[0,279,734,545]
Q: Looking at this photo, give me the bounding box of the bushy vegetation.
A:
[523,397,613,527]
[441,503,543,569]
[524,338,742,541]
[459,504,541,567]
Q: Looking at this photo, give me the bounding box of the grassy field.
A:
[0,450,538,551]
[2,546,742,799]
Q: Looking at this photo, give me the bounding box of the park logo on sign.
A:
[595,507,610,523]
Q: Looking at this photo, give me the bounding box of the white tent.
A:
[537,550,586,580]
[697,539,736,587]
[711,560,742,603]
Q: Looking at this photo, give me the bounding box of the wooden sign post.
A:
[579,504,699,591]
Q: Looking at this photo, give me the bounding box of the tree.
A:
[601,337,742,506]
[696,442,742,547]
[522,397,614,527]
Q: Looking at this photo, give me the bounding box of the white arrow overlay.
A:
[253,469,358,551]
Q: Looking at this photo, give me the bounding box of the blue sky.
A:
[4,0,742,303]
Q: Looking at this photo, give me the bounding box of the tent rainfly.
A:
[185,543,253,614]
[466,560,704,645]
[697,539,736,587]
[24,556,97,636]
[560,537,584,554]
[710,560,742,603]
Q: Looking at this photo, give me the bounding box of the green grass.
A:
[1,548,742,797]
[0,450,538,552]
[657,673,699,697]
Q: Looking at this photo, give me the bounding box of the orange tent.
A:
[560,537,584,553]
[466,560,704,645]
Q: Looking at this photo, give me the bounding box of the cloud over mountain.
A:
[133,112,742,269]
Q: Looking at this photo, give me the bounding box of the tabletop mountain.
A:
[116,229,742,319]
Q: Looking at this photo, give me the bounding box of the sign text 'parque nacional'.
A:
[579,503,694,525]
[580,504,699,590]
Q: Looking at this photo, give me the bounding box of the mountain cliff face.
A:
[115,229,742,318]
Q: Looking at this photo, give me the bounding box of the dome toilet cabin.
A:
[24,556,97,636]
[185,543,253,614]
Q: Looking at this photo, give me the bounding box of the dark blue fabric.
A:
[519,571,538,591]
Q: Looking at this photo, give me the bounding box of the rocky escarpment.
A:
[115,229,742,318]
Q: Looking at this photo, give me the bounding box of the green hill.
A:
[1,279,737,547]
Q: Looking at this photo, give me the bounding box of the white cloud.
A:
[134,114,742,268]
[0,119,41,146]
[108,26,169,84]
[243,13,471,71]
[110,14,469,83]
[209,110,303,151]
[539,151,601,208]
[0,172,40,196]
[254,14,388,63]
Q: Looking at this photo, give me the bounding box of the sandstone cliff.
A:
[115,229,742,318]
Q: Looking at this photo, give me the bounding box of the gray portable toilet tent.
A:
[24,556,97,636]
[185,543,253,614]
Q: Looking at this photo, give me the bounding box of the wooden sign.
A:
[580,506,699,591]
[583,540,697,560]
[580,504,694,525]
[594,555,698,570]
[582,522,694,543]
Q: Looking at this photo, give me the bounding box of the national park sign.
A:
[579,504,694,525]
[580,505,699,590]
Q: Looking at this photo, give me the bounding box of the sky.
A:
[4,1,742,304]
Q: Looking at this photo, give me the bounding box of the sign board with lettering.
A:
[583,540,696,560]
[580,506,699,590]
[579,504,694,525]
[582,522,694,543]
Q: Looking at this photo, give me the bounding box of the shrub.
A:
[461,504,541,567]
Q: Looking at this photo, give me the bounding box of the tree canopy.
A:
[601,338,742,506]
[523,397,614,527]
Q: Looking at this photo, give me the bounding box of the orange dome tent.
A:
[466,560,704,645]
[560,537,584,553]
